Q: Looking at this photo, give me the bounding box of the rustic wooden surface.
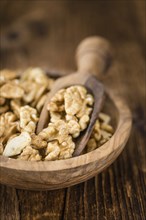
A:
[0,1,145,219]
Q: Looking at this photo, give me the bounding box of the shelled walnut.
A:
[0,68,114,161]
[18,145,42,161]
[86,113,114,152]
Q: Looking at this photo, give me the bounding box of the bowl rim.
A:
[0,89,132,172]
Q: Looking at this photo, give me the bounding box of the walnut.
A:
[86,94,94,106]
[100,130,112,144]
[86,113,114,153]
[10,99,22,118]
[50,89,65,103]
[79,115,90,130]
[49,86,93,123]
[43,86,94,160]
[40,120,76,160]
[93,120,102,141]
[87,138,97,152]
[0,105,9,114]
[67,119,81,138]
[100,123,114,133]
[47,89,65,112]
[76,104,92,118]
[46,85,93,138]
[0,83,24,99]
[0,112,19,144]
[38,125,57,141]
[63,86,94,119]
[18,145,42,161]
[45,141,60,160]
[0,69,18,86]
[58,135,75,159]
[20,68,54,105]
[31,133,47,149]
[21,82,41,103]
[54,120,69,136]
[99,112,111,124]
[3,132,31,157]
[65,114,78,122]
[19,106,38,133]
[50,111,62,123]
[64,86,84,115]
[39,120,69,143]
[45,135,75,160]
[21,67,51,85]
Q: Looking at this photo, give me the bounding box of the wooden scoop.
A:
[36,36,113,156]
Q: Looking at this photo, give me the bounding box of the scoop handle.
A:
[76,36,113,76]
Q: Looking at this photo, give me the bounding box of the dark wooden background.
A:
[0,1,145,219]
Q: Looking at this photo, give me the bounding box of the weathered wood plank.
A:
[0,1,145,220]
[0,186,20,220]
[17,189,66,220]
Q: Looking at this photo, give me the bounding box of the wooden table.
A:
[0,1,145,219]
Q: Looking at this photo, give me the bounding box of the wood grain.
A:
[0,0,145,219]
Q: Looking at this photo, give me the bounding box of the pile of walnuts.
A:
[0,68,114,161]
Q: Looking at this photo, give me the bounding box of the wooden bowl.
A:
[0,71,132,190]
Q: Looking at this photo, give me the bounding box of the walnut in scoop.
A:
[44,85,94,160]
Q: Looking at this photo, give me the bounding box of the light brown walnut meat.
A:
[19,106,38,133]
[47,120,74,144]
[21,67,52,85]
[100,130,112,145]
[50,111,62,123]
[100,123,113,133]
[18,145,42,161]
[10,99,22,118]
[39,120,69,143]
[79,115,90,131]
[45,135,75,160]
[31,133,47,149]
[37,120,76,160]
[99,112,111,124]
[87,138,97,152]
[45,141,60,160]
[67,119,80,138]
[0,104,9,114]
[48,86,94,127]
[86,113,114,153]
[0,69,18,86]
[38,125,57,141]
[48,89,65,113]
[0,112,19,145]
[47,85,94,137]
[58,135,75,159]
[20,68,54,105]
[64,86,85,115]
[21,81,42,103]
[3,132,31,157]
[0,83,24,99]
